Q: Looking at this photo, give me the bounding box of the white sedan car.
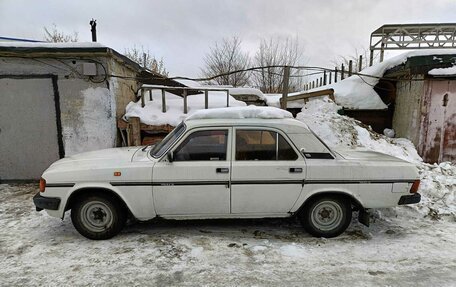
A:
[34,108,421,240]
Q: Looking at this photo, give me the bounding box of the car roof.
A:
[184,117,311,134]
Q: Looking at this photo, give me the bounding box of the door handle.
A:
[216,168,229,173]
[289,167,303,173]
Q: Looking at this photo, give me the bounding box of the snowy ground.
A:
[1,184,455,286]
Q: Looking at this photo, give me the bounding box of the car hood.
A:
[56,147,140,164]
[42,147,142,179]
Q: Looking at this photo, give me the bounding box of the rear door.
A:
[152,127,232,216]
[230,128,306,215]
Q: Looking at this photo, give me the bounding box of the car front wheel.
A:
[299,195,352,238]
[71,194,126,240]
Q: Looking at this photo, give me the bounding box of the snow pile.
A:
[124,89,246,126]
[63,87,116,156]
[428,65,456,76]
[416,162,456,219]
[186,106,293,121]
[297,98,455,220]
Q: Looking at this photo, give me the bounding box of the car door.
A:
[152,127,232,217]
[230,128,306,215]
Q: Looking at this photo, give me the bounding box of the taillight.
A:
[410,180,420,193]
[39,178,46,193]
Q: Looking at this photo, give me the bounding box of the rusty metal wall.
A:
[419,80,456,163]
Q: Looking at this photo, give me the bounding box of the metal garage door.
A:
[0,77,61,180]
[419,79,456,163]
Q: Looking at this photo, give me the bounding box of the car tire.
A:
[299,195,352,238]
[71,193,126,240]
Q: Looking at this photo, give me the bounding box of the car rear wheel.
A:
[71,194,126,240]
[299,195,352,238]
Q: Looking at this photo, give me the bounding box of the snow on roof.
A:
[174,79,203,88]
[124,89,246,126]
[186,106,292,121]
[294,50,456,110]
[428,65,456,76]
[174,80,265,100]
[227,87,265,100]
[0,41,106,49]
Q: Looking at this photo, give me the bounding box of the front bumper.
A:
[33,192,61,211]
[398,193,421,205]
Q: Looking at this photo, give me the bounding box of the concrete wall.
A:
[106,57,139,120]
[392,75,425,147]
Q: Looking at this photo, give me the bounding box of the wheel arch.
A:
[294,190,364,216]
[64,187,133,218]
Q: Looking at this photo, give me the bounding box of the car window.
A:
[236,130,298,161]
[278,133,299,160]
[173,130,228,161]
[150,122,185,158]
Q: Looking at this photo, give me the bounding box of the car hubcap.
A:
[310,201,343,231]
[80,201,113,232]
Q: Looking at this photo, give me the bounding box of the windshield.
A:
[150,122,186,158]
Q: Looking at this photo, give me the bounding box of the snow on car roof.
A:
[186,106,293,121]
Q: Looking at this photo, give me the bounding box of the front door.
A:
[230,128,306,215]
[152,128,232,216]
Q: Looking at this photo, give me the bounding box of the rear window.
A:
[235,130,298,161]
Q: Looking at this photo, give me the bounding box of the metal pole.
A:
[369,49,374,66]
[183,89,188,114]
[358,55,363,71]
[161,89,166,113]
[89,19,97,42]
[226,90,229,107]
[280,66,290,109]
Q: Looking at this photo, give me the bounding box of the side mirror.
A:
[167,152,174,162]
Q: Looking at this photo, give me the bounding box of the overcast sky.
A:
[1,0,455,77]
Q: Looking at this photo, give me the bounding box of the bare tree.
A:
[252,37,305,93]
[331,46,378,73]
[202,37,250,87]
[124,46,169,77]
[43,24,78,43]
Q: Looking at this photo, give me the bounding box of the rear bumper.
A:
[33,192,61,211]
[398,193,421,205]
